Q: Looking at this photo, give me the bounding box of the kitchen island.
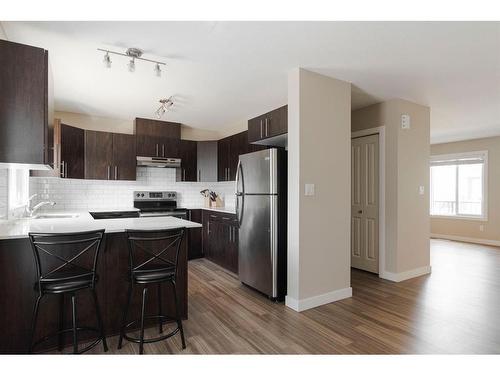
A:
[0,214,201,353]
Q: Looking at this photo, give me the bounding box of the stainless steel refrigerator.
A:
[235,148,287,300]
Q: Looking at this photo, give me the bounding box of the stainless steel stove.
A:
[134,191,187,219]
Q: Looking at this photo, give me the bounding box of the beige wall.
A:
[0,23,7,40]
[352,99,430,275]
[431,136,500,243]
[287,68,351,310]
[55,111,221,141]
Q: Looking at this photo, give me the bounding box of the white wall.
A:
[287,68,352,312]
[30,167,236,213]
[351,99,431,279]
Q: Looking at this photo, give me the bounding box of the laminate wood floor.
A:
[87,239,500,354]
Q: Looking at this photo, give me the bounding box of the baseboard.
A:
[285,287,352,312]
[379,265,432,282]
[431,233,500,247]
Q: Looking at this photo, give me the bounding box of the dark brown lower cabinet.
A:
[187,210,203,259]
[0,231,188,353]
[202,211,238,274]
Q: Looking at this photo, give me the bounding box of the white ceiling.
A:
[2,21,499,143]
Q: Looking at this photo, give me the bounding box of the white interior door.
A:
[351,134,379,274]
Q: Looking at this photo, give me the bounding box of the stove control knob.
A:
[136,193,140,197]
[167,193,172,198]
[141,193,144,197]
[172,193,176,198]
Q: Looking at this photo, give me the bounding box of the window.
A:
[430,151,487,219]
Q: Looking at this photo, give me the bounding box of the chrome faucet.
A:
[25,194,56,217]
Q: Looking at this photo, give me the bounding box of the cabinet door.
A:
[60,124,85,179]
[217,137,230,181]
[134,118,160,157]
[202,210,211,257]
[248,115,264,143]
[0,40,48,164]
[112,133,136,181]
[85,130,113,180]
[197,141,218,182]
[228,131,249,181]
[267,105,288,138]
[178,140,197,181]
[188,209,203,260]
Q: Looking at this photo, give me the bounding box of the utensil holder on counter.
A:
[204,196,224,208]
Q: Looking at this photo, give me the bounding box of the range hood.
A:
[136,156,181,168]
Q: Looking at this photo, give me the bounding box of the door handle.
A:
[115,166,118,180]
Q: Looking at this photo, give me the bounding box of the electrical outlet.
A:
[419,186,425,195]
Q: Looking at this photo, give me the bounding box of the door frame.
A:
[351,126,386,278]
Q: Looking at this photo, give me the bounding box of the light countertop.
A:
[0,212,202,240]
[182,206,236,214]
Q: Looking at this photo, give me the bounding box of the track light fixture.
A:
[155,97,174,119]
[103,52,112,68]
[98,47,165,76]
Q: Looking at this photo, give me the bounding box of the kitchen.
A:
[0,36,288,354]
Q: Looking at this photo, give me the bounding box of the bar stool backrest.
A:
[28,230,105,290]
[125,228,185,280]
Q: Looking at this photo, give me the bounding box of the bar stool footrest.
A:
[32,326,104,354]
[122,314,181,344]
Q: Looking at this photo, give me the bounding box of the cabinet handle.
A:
[265,118,269,137]
[65,162,68,179]
[60,161,65,178]
[198,170,201,182]
[115,166,118,180]
[229,226,232,242]
[107,165,110,180]
[260,119,263,138]
[207,221,210,234]
[156,143,159,157]
[183,169,186,181]
[162,144,165,158]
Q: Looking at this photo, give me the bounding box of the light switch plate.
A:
[419,186,425,195]
[305,183,315,196]
[401,114,411,129]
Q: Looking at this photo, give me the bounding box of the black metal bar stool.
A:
[117,228,186,354]
[28,230,108,354]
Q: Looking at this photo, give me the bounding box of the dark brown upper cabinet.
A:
[217,130,267,181]
[134,118,181,158]
[112,133,136,181]
[248,105,288,143]
[0,40,54,167]
[60,123,85,179]
[177,140,197,182]
[85,130,136,181]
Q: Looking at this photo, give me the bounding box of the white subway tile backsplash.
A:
[29,167,236,213]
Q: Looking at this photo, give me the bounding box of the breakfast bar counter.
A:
[0,214,201,353]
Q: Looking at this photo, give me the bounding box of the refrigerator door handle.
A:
[235,159,245,225]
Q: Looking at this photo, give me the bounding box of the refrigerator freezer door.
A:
[238,194,278,297]
[238,148,278,194]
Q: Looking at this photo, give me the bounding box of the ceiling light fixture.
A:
[103,51,112,68]
[155,97,174,119]
[154,63,162,77]
[97,47,166,76]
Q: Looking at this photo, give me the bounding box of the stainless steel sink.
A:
[33,214,80,219]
